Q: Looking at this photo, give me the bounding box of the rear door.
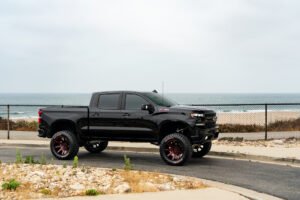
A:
[89,93,124,139]
[121,93,157,140]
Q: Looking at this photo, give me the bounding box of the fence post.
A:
[7,105,10,140]
[265,104,268,140]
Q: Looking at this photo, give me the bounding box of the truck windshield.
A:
[142,93,177,107]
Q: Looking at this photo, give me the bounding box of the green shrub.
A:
[15,149,23,163]
[123,154,134,170]
[63,162,67,168]
[112,168,116,171]
[41,189,51,195]
[2,179,20,190]
[81,164,86,172]
[73,156,78,168]
[41,152,47,165]
[24,155,39,164]
[85,189,99,196]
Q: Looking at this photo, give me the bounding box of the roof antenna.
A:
[162,81,164,105]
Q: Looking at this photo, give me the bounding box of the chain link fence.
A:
[1,103,300,140]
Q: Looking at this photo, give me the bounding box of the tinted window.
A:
[125,94,148,110]
[98,94,120,109]
[142,92,177,107]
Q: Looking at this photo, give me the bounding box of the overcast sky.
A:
[0,0,299,93]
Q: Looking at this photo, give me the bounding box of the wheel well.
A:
[159,121,191,142]
[50,120,77,137]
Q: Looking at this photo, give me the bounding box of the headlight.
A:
[190,113,204,118]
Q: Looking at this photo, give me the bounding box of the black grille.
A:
[205,113,216,128]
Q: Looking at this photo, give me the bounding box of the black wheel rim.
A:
[53,135,70,156]
[163,138,184,162]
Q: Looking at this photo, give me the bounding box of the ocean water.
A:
[0,93,300,119]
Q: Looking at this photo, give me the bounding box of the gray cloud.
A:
[0,0,299,93]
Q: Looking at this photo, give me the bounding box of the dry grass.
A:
[0,117,38,131]
[219,118,300,133]
[117,170,208,193]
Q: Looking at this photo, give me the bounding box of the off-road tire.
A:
[192,142,212,158]
[159,133,192,166]
[84,141,108,153]
[50,130,79,160]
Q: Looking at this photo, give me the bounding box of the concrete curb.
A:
[1,142,300,165]
[197,178,283,200]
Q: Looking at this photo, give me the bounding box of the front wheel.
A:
[84,141,108,153]
[192,142,212,158]
[159,133,192,166]
[50,130,79,160]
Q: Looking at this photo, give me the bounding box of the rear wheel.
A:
[50,130,79,160]
[160,133,192,166]
[192,142,212,158]
[84,141,108,153]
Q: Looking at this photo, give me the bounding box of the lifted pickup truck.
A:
[38,91,219,166]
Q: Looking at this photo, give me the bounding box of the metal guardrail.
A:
[0,104,87,140]
[1,103,300,140]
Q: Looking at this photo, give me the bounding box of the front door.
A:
[121,93,157,140]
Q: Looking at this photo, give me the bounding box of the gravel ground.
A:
[0,163,207,200]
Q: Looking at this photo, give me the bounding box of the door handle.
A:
[123,113,130,117]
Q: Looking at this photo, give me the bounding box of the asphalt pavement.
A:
[0,146,299,200]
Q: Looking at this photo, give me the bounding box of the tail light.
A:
[38,110,43,124]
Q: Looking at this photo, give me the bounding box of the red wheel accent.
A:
[53,135,70,156]
[163,138,184,161]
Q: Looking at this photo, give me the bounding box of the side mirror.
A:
[141,104,154,113]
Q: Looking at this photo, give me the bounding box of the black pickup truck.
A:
[38,91,219,166]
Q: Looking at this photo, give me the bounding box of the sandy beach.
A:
[217,111,300,125]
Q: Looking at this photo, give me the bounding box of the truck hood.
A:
[165,105,215,114]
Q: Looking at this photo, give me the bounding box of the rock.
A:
[114,183,131,193]
[141,182,157,192]
[28,171,45,177]
[173,177,181,182]
[70,183,85,190]
[274,140,284,145]
[158,184,175,191]
[30,176,42,184]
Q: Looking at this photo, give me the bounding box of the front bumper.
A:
[191,126,219,144]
